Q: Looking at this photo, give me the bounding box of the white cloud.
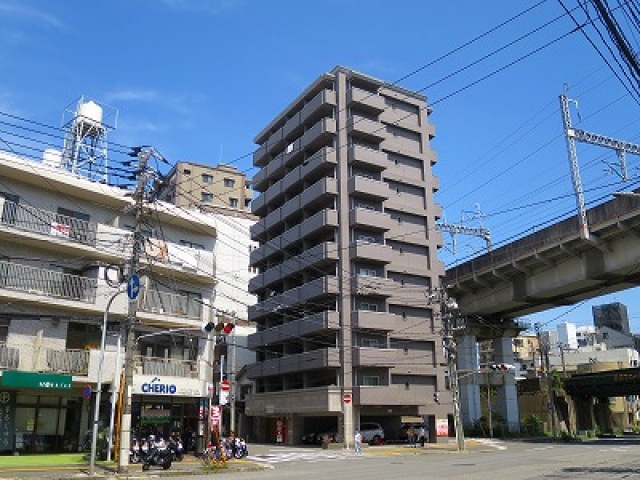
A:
[0,3,63,29]
[105,89,160,103]
[104,88,205,116]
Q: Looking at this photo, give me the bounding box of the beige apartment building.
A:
[159,162,253,211]
[245,66,448,445]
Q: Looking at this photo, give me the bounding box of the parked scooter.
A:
[142,436,172,471]
[167,436,184,462]
[232,436,248,459]
[130,438,141,464]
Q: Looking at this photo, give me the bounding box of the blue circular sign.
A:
[83,385,92,399]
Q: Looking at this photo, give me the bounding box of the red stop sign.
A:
[220,380,231,392]
[343,392,352,404]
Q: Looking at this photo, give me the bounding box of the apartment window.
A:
[362,376,380,386]
[362,338,382,348]
[201,192,213,203]
[202,174,213,183]
[357,235,376,244]
[183,169,191,175]
[224,178,235,188]
[179,240,205,250]
[245,199,251,208]
[229,198,239,208]
[0,318,8,342]
[360,303,378,312]
[358,268,377,277]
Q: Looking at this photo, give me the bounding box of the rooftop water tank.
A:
[76,100,104,135]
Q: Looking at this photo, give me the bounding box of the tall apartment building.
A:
[592,302,630,334]
[0,149,220,454]
[245,66,447,444]
[159,162,253,211]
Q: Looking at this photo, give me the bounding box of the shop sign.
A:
[436,418,449,437]
[132,375,202,397]
[0,371,72,390]
[140,409,171,425]
[0,391,14,452]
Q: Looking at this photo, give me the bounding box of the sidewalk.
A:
[0,454,268,479]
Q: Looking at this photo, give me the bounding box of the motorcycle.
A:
[142,441,172,471]
[130,439,141,464]
[167,436,184,462]
[232,437,248,459]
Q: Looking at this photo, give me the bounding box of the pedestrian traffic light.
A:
[433,391,441,404]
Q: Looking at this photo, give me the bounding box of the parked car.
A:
[301,432,318,445]
[359,422,384,445]
[316,431,341,444]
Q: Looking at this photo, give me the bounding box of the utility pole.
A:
[429,287,465,452]
[118,147,151,473]
[535,323,557,438]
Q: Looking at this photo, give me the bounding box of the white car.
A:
[359,422,384,445]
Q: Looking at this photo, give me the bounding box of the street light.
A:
[90,289,124,476]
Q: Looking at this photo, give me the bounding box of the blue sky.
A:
[2,0,640,333]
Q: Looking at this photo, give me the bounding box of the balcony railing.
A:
[139,289,203,320]
[0,261,97,303]
[41,348,90,375]
[0,343,19,369]
[0,200,97,246]
[134,355,198,378]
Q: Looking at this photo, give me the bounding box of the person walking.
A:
[407,425,416,447]
[354,430,363,455]
[419,426,426,447]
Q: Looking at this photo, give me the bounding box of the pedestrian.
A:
[407,425,416,447]
[354,430,363,455]
[419,426,426,447]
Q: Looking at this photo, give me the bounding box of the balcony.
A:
[133,355,198,378]
[0,343,19,369]
[282,90,337,140]
[138,289,203,321]
[36,348,90,375]
[300,118,337,153]
[349,208,394,231]
[353,347,399,367]
[347,87,385,115]
[0,260,97,303]
[250,209,338,266]
[351,275,395,297]
[347,116,385,143]
[348,176,391,201]
[0,199,97,246]
[356,384,430,406]
[248,311,340,348]
[348,145,388,172]
[249,242,339,293]
[352,311,396,331]
[249,276,339,322]
[246,348,341,379]
[349,242,393,264]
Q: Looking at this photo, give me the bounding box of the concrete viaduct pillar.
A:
[492,336,520,433]
[457,334,481,428]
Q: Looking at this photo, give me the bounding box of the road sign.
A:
[127,274,140,300]
[220,380,231,392]
[83,385,92,399]
[343,392,352,404]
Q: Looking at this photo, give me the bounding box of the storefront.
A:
[0,371,84,453]
[131,375,206,451]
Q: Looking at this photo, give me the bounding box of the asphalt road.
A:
[208,437,640,480]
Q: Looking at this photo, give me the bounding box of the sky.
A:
[1,0,640,333]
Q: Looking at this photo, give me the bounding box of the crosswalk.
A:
[248,448,361,465]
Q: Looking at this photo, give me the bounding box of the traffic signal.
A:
[201,320,216,334]
[214,322,235,335]
[433,391,441,404]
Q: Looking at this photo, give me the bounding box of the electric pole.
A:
[118,147,151,473]
[535,323,557,438]
[429,287,465,452]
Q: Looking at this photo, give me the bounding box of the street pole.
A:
[118,148,150,473]
[433,287,465,452]
[486,370,493,438]
[90,289,124,476]
[230,329,237,434]
[535,323,557,437]
[107,332,122,462]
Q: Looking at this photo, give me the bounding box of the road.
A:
[219,437,640,480]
